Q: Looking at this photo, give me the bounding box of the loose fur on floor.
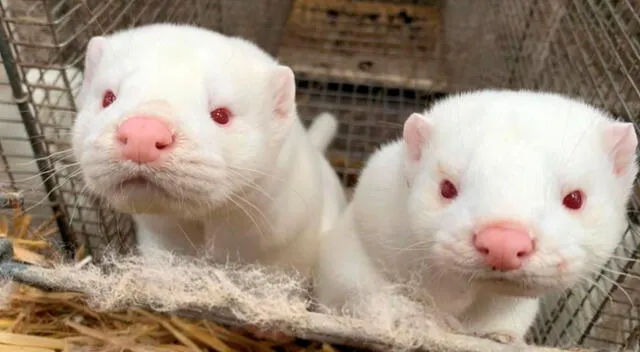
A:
[3,248,592,351]
[0,246,602,352]
[30,250,455,345]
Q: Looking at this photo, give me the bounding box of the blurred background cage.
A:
[0,0,638,350]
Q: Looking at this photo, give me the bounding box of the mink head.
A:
[72,23,297,218]
[402,89,638,296]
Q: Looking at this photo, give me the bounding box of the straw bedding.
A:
[0,206,599,352]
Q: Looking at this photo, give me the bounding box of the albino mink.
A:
[313,89,638,342]
[71,23,347,277]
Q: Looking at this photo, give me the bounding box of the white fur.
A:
[71,23,347,277]
[313,89,639,341]
[307,112,338,152]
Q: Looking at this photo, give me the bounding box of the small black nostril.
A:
[479,248,489,255]
[517,251,527,258]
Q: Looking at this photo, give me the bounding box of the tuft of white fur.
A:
[9,251,590,351]
[71,23,347,277]
[307,112,339,152]
[313,89,639,342]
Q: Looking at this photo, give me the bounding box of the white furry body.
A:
[72,23,347,276]
[314,90,638,340]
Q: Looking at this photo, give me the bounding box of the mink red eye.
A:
[102,90,116,108]
[563,190,584,210]
[211,107,232,125]
[440,179,458,200]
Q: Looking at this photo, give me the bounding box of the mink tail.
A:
[307,112,338,152]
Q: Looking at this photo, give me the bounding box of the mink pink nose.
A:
[472,222,534,272]
[116,117,175,164]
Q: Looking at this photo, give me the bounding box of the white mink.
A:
[71,23,347,277]
[313,89,639,342]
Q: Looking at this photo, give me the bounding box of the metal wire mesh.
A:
[1,0,639,350]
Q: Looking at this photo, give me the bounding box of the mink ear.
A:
[403,112,433,162]
[603,120,638,177]
[83,36,105,86]
[77,36,105,106]
[269,65,296,121]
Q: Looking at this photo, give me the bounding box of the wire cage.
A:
[0,0,639,350]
